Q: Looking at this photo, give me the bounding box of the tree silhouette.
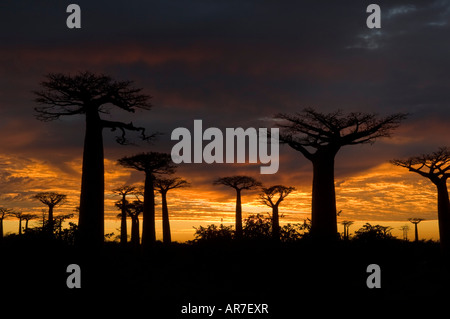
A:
[259,185,295,240]
[155,177,190,244]
[13,212,25,235]
[34,71,152,246]
[33,192,67,236]
[22,214,39,232]
[118,152,176,247]
[116,199,142,246]
[341,220,354,240]
[113,185,137,245]
[276,108,406,240]
[392,147,450,253]
[0,208,13,239]
[399,225,410,241]
[408,218,425,242]
[213,176,262,239]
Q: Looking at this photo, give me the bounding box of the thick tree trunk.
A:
[131,216,140,246]
[235,189,243,239]
[161,191,171,244]
[142,173,156,246]
[436,181,450,254]
[310,154,338,241]
[272,205,280,241]
[120,195,127,245]
[18,219,22,235]
[414,223,419,242]
[78,109,105,247]
[0,219,3,239]
[48,205,54,235]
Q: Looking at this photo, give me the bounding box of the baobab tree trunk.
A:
[413,223,419,242]
[161,191,171,244]
[120,196,127,245]
[78,108,105,247]
[436,181,450,254]
[235,189,243,239]
[142,173,156,246]
[272,205,280,241]
[131,216,140,246]
[311,154,338,241]
[48,205,54,235]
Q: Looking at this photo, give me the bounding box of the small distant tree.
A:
[21,214,39,232]
[341,220,354,240]
[399,225,410,241]
[0,208,13,239]
[13,212,25,235]
[259,185,295,240]
[54,214,74,238]
[118,152,176,247]
[34,192,67,235]
[155,177,190,244]
[213,176,262,239]
[113,185,137,245]
[408,218,425,242]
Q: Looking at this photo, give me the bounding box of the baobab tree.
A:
[408,218,425,242]
[34,71,152,246]
[22,214,39,232]
[400,225,410,241]
[276,108,406,240]
[392,147,450,253]
[155,177,190,244]
[341,220,354,240]
[213,176,262,239]
[34,192,67,235]
[113,185,137,245]
[0,208,13,239]
[118,152,176,246]
[115,199,142,246]
[13,212,25,235]
[259,185,295,240]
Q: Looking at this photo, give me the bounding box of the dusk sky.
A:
[1,0,450,241]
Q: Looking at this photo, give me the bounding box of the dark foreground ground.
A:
[1,237,449,317]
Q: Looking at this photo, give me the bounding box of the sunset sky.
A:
[1,1,450,241]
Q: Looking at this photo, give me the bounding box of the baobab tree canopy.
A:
[276,108,407,159]
[34,71,153,144]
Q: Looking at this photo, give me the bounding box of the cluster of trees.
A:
[15,71,447,255]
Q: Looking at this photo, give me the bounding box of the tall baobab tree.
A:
[155,177,190,244]
[34,192,67,235]
[33,72,152,246]
[341,220,354,240]
[408,218,425,242]
[259,185,295,240]
[213,176,262,239]
[118,152,176,246]
[113,185,137,245]
[276,108,406,240]
[0,208,13,239]
[392,147,450,253]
